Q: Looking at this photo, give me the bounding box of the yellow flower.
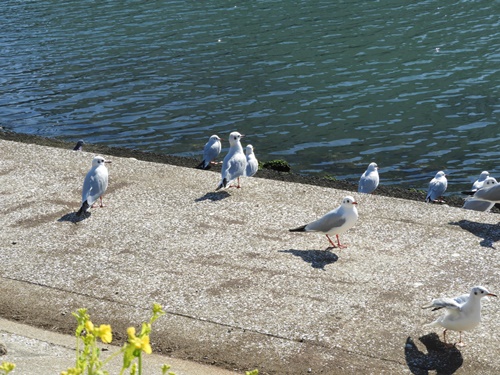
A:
[60,368,82,375]
[0,362,15,372]
[95,324,112,344]
[85,320,94,333]
[127,327,152,354]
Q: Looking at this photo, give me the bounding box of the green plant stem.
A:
[138,353,142,375]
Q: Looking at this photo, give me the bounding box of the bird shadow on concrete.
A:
[449,219,500,249]
[58,212,90,223]
[279,249,338,270]
[195,191,231,202]
[405,333,463,375]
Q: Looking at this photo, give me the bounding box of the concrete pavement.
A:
[1,138,500,374]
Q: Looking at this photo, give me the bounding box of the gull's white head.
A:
[483,177,497,187]
[368,162,378,171]
[470,286,497,299]
[209,135,221,142]
[435,171,446,179]
[341,196,358,207]
[479,171,490,180]
[228,131,244,146]
[245,144,254,155]
[91,156,110,168]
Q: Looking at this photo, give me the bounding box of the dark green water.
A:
[1,0,499,190]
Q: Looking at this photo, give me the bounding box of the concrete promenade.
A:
[1,138,500,374]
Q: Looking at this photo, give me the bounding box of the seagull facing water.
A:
[197,135,222,170]
[358,162,379,194]
[245,144,258,178]
[76,156,111,216]
[425,171,447,203]
[216,132,247,190]
[289,196,358,249]
[422,286,497,346]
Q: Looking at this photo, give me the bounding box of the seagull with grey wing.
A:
[76,156,111,216]
[471,179,500,204]
[463,177,498,212]
[425,171,447,203]
[197,135,222,170]
[216,131,247,190]
[245,144,258,178]
[422,286,497,347]
[289,196,358,250]
[358,162,379,194]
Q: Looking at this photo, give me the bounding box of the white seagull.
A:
[245,144,258,178]
[425,171,447,203]
[197,135,222,169]
[216,132,247,190]
[289,196,358,249]
[472,171,490,191]
[358,162,379,194]
[423,286,497,346]
[463,177,498,212]
[472,180,500,203]
[76,156,111,216]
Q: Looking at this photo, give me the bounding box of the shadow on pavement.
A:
[195,191,231,202]
[279,249,338,270]
[449,219,500,248]
[58,212,90,223]
[405,333,463,375]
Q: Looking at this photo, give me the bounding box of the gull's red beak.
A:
[487,293,497,297]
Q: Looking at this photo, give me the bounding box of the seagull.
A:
[471,179,500,203]
[197,135,222,170]
[463,177,497,212]
[425,171,447,203]
[358,162,379,194]
[76,156,111,216]
[73,140,85,151]
[245,144,258,178]
[472,171,490,191]
[422,286,497,347]
[289,196,358,249]
[216,132,247,190]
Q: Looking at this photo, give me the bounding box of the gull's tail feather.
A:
[216,178,228,191]
[197,160,209,170]
[76,201,90,217]
[289,225,307,232]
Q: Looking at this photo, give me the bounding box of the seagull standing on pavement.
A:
[422,286,497,346]
[463,177,498,212]
[76,156,111,216]
[245,144,258,178]
[471,181,500,203]
[197,135,222,170]
[216,132,247,190]
[358,162,379,194]
[425,171,448,203]
[289,196,358,249]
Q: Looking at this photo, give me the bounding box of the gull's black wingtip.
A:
[289,225,307,232]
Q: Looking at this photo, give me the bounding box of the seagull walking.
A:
[422,286,497,346]
[463,177,497,212]
[76,156,111,216]
[289,196,358,249]
[216,132,247,190]
[358,162,379,194]
[425,171,447,203]
[197,135,222,169]
[245,144,258,178]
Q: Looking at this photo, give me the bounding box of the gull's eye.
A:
[475,291,478,295]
